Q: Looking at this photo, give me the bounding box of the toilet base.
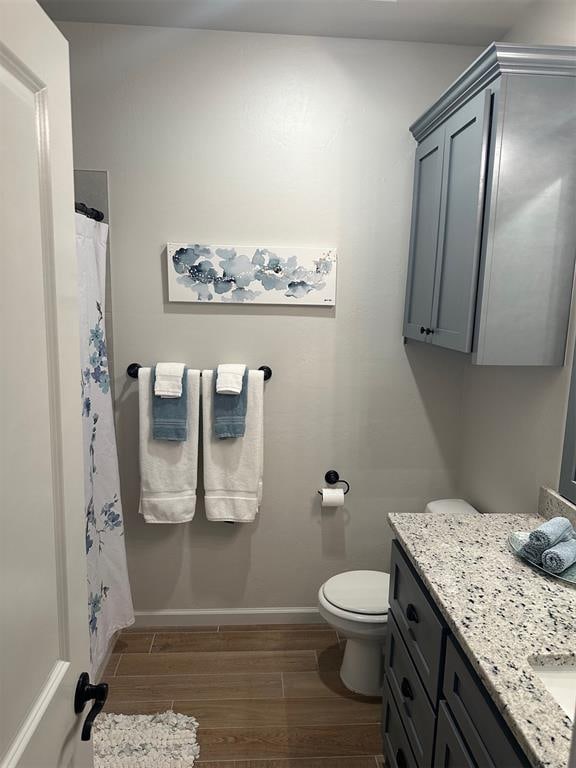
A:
[339,637,384,697]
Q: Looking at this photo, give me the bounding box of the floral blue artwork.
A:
[167,244,337,305]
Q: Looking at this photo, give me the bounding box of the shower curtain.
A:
[76,213,134,673]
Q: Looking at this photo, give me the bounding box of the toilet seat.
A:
[320,570,390,623]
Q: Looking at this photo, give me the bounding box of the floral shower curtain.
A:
[76,213,134,673]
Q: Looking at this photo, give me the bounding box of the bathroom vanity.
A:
[383,512,576,768]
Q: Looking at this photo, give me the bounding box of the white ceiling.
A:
[39,0,535,44]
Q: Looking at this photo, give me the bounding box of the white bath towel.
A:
[154,362,185,398]
[216,363,246,395]
[202,369,264,522]
[139,367,200,523]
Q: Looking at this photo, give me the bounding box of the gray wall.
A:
[501,0,576,45]
[457,1,576,515]
[61,20,480,616]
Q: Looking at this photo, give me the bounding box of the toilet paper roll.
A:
[321,488,345,507]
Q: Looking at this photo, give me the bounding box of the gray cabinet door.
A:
[430,90,491,353]
[403,125,445,342]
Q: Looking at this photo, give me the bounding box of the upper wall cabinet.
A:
[403,43,576,365]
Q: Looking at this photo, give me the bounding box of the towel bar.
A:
[127,363,272,381]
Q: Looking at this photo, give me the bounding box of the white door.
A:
[0,1,94,766]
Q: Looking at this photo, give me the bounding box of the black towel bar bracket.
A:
[126,363,142,379]
[127,363,272,381]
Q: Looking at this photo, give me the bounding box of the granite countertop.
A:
[387,512,576,768]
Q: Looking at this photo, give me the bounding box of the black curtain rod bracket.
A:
[75,201,104,222]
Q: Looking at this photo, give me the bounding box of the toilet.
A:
[318,498,478,696]
[319,569,390,696]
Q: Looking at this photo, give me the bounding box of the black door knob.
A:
[401,677,414,700]
[74,672,108,741]
[406,603,419,623]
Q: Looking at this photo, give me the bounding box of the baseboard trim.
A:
[133,607,323,628]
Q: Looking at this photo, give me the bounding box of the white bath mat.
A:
[94,711,200,767]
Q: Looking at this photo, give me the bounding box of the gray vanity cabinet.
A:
[404,90,490,353]
[383,541,530,768]
[403,43,576,366]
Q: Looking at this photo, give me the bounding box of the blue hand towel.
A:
[152,366,188,441]
[521,516,575,564]
[213,368,248,439]
[542,538,576,574]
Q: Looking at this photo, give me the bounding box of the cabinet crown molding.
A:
[410,42,576,143]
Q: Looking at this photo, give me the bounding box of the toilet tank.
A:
[425,498,478,514]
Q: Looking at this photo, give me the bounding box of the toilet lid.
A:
[322,570,390,615]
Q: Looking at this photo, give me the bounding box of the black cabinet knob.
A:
[419,326,426,334]
[400,677,414,700]
[396,747,408,768]
[425,327,434,335]
[74,672,108,741]
[406,603,419,623]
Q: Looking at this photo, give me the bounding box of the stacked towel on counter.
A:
[138,367,200,523]
[202,369,264,523]
[216,364,246,395]
[520,516,575,564]
[154,362,185,398]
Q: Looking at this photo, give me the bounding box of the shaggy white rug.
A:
[94,711,200,767]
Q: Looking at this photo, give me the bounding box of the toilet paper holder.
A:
[318,470,350,496]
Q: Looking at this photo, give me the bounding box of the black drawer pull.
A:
[400,677,414,700]
[396,748,408,768]
[406,603,419,623]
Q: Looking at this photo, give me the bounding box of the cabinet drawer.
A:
[382,678,419,768]
[386,612,436,767]
[443,636,528,768]
[389,540,445,702]
[434,701,476,768]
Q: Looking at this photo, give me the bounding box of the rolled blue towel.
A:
[528,516,574,553]
[542,538,576,574]
[520,541,544,565]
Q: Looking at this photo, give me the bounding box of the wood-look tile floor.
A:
[103,624,384,766]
